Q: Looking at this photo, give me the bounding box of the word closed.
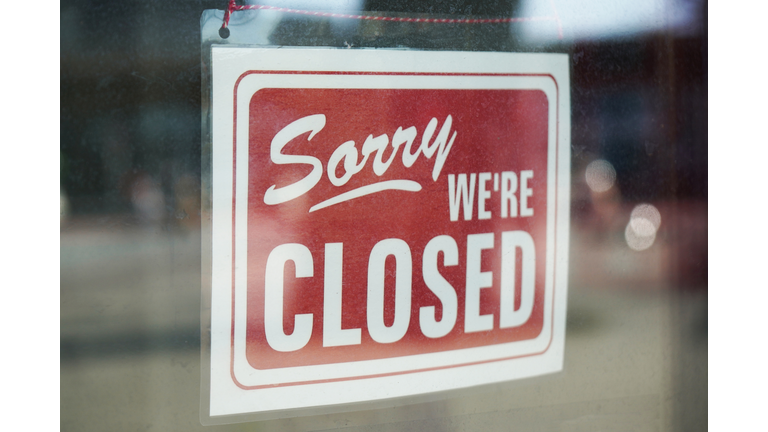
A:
[264,231,536,352]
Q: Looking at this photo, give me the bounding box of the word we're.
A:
[447,171,535,221]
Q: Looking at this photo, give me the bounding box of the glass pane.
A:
[61,1,707,430]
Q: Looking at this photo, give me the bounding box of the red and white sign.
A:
[208,47,570,418]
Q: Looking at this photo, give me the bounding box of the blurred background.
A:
[61,0,707,430]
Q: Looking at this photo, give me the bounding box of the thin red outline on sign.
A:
[228,71,561,390]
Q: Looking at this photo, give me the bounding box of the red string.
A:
[222,0,236,32]
[220,3,563,39]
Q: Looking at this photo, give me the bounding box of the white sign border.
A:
[209,47,571,418]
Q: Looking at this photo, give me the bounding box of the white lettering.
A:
[447,170,533,220]
[327,141,365,187]
[394,126,418,167]
[448,173,476,221]
[402,115,456,179]
[420,235,458,339]
[264,244,314,352]
[263,231,538,349]
[263,115,325,205]
[266,115,457,211]
[465,233,494,333]
[420,116,458,181]
[520,170,534,217]
[500,171,518,218]
[500,231,536,328]
[364,133,395,176]
[367,239,412,344]
[478,172,492,220]
[323,243,361,347]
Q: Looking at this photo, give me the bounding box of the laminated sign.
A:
[207,47,570,419]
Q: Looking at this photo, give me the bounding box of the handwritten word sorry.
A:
[263,114,457,212]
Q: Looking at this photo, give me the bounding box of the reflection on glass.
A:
[520,0,703,41]
[585,159,616,193]
[625,203,661,251]
[630,203,661,229]
[129,172,166,224]
[60,188,70,225]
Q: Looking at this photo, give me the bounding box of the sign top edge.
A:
[211,45,568,57]
[210,47,569,76]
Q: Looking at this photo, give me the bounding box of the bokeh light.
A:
[630,203,661,229]
[585,159,616,193]
[625,203,661,251]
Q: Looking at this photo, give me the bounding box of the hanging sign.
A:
[207,47,570,419]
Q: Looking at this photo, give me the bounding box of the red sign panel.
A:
[245,88,549,369]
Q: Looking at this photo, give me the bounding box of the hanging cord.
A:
[219,1,563,39]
